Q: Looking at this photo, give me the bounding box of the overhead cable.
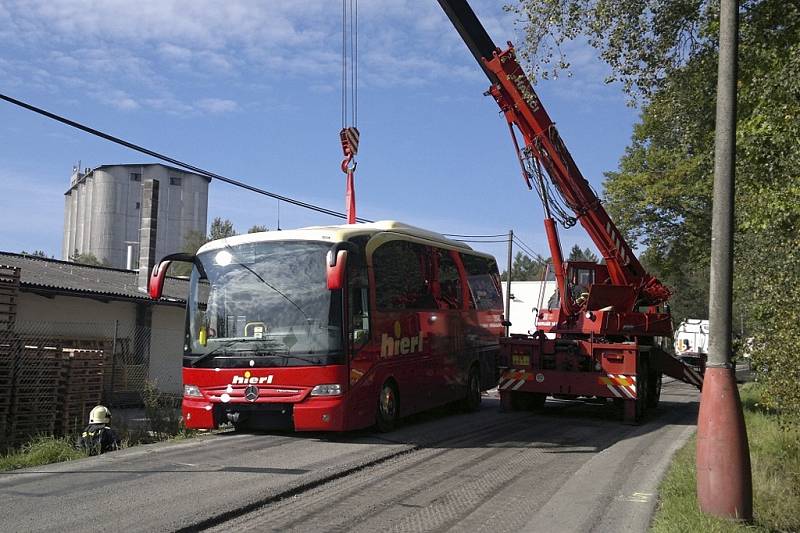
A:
[0,92,374,223]
[512,236,547,263]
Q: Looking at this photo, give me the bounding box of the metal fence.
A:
[0,320,184,450]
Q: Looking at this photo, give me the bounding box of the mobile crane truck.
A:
[437,0,703,423]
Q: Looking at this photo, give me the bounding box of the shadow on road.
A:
[225,382,700,459]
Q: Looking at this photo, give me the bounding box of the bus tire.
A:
[376,380,398,433]
[461,366,481,412]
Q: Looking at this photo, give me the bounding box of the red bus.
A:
[149,221,505,432]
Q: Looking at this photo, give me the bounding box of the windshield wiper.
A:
[190,339,240,367]
[224,244,311,322]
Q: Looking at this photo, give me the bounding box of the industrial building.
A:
[62,163,209,269]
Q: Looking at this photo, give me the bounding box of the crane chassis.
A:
[437,0,703,423]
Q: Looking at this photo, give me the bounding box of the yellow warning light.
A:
[244,371,251,378]
[394,321,402,338]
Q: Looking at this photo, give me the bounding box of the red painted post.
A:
[696,368,752,519]
[696,0,752,521]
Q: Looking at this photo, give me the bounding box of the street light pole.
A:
[696,0,752,521]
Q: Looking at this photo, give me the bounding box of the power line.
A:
[0,92,374,223]
[512,236,547,263]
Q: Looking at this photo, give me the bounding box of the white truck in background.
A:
[674,319,709,357]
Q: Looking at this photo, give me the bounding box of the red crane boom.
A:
[437,0,702,424]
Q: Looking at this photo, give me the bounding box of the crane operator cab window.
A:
[570,266,595,305]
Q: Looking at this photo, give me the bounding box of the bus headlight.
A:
[184,384,203,398]
[310,384,342,396]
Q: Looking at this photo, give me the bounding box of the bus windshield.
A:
[185,240,343,368]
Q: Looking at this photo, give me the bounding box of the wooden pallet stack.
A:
[7,344,63,447]
[57,349,105,435]
[0,265,20,450]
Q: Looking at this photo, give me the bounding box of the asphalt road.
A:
[0,381,698,532]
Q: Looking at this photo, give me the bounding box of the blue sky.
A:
[0,0,639,266]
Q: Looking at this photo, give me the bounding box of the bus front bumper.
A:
[182,396,347,432]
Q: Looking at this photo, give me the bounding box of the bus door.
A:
[344,237,376,429]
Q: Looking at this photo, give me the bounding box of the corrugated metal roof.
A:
[0,252,189,304]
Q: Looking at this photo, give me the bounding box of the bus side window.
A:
[437,250,463,310]
[347,237,370,349]
[460,253,503,311]
[373,240,437,311]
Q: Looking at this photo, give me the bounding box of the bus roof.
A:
[197,220,483,256]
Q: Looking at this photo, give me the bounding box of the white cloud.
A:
[195,98,238,114]
[0,0,615,116]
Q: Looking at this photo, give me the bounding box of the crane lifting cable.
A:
[339,0,360,224]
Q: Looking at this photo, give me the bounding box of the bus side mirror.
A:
[148,252,203,299]
[149,261,170,299]
[327,250,348,290]
[327,241,357,290]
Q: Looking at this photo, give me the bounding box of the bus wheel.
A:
[376,381,398,433]
[461,366,481,412]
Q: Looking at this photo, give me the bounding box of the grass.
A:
[651,383,800,532]
[0,436,87,472]
[1,382,198,472]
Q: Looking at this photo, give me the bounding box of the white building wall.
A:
[502,281,558,335]
[149,305,186,394]
[67,191,78,259]
[15,291,184,393]
[62,193,72,260]
[15,292,137,331]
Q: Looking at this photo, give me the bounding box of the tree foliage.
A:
[567,244,598,262]
[247,225,269,234]
[209,218,237,240]
[70,250,107,267]
[21,250,51,258]
[171,218,238,276]
[501,252,549,281]
[513,0,800,417]
[506,0,721,99]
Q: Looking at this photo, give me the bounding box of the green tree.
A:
[247,225,269,234]
[70,250,107,267]
[209,217,237,240]
[181,230,208,255]
[567,245,598,263]
[511,0,800,417]
[21,250,51,258]
[169,230,208,276]
[501,252,549,281]
[507,0,723,100]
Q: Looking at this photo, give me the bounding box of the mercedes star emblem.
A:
[244,385,259,402]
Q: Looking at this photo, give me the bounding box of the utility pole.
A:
[505,229,513,336]
[696,0,752,521]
